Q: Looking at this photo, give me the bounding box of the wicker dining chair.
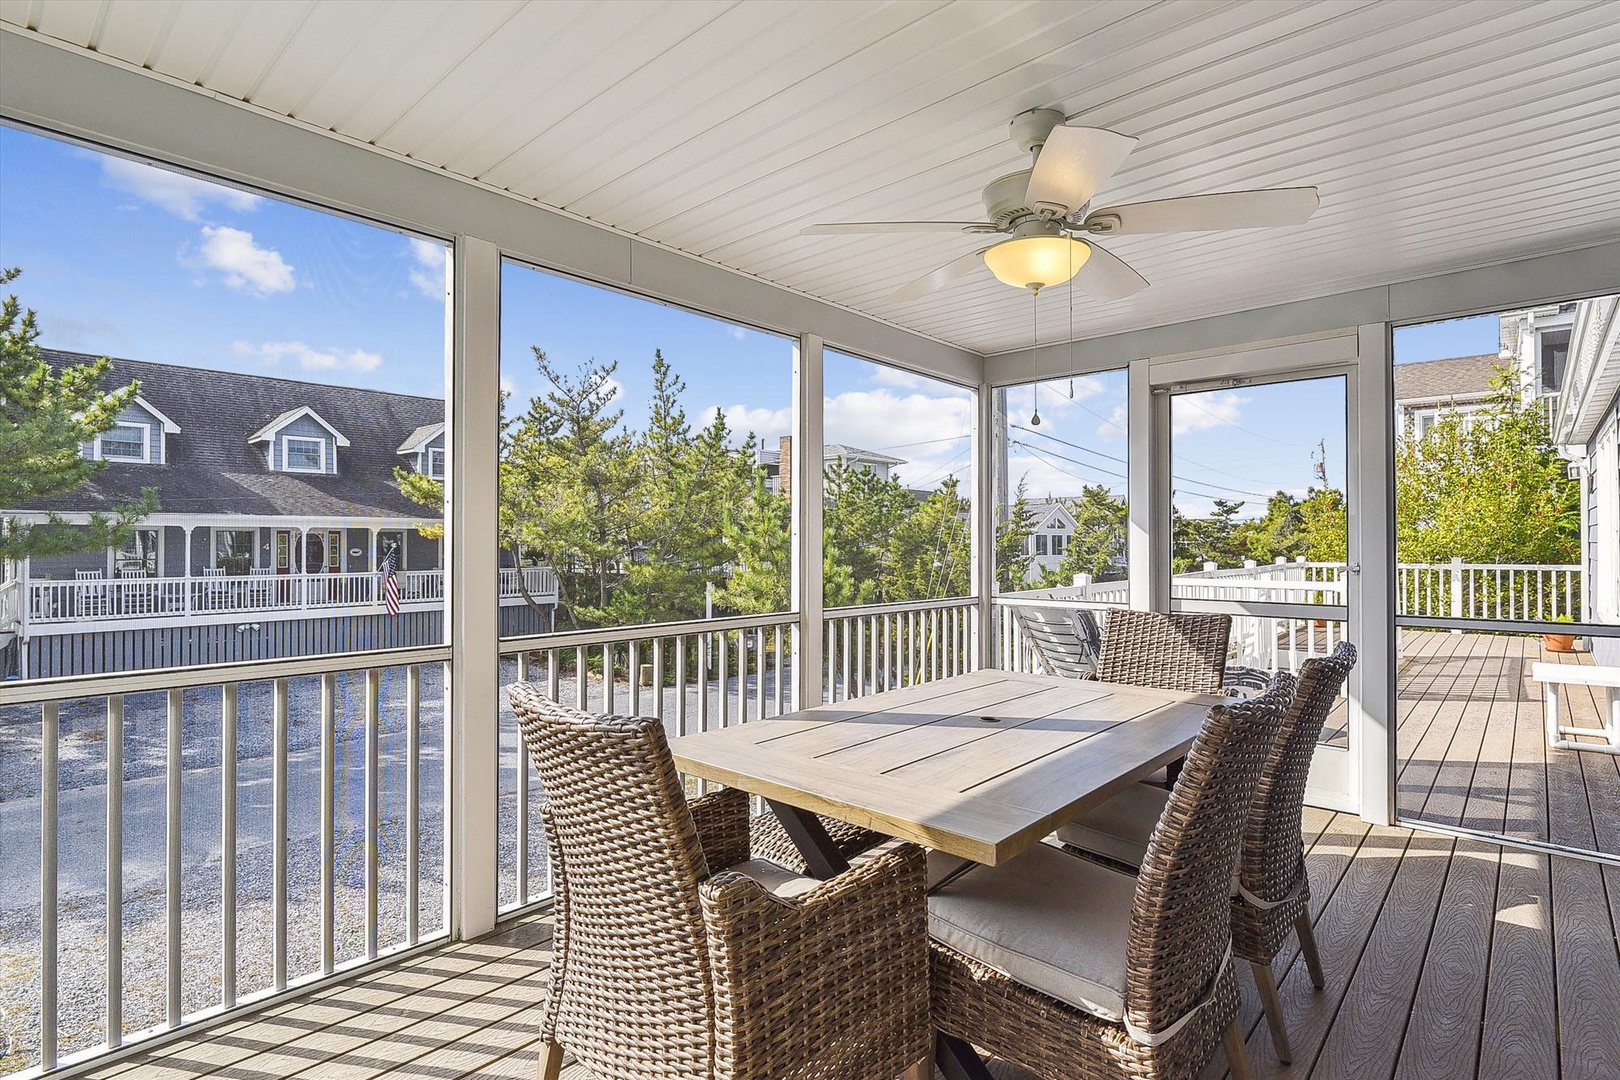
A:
[507,684,932,1080]
[1053,643,1357,1064]
[1093,609,1233,695]
[928,678,1292,1080]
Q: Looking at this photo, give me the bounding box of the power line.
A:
[1011,423,1274,499]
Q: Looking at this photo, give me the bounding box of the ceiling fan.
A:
[800,108,1319,304]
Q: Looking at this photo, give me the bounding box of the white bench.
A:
[1534,646,1620,755]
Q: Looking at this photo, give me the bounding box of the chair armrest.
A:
[688,786,752,871]
[699,841,931,1078]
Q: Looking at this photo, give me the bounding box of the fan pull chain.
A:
[1030,285,1041,426]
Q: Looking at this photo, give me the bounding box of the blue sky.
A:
[2,122,1499,523]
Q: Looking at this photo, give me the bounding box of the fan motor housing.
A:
[982,171,1035,226]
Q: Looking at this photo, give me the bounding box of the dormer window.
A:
[96,423,151,463]
[427,447,445,479]
[249,406,349,475]
[283,435,326,473]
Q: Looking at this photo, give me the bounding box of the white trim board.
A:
[986,242,1620,386]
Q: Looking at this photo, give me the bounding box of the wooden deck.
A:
[84,806,1620,1080]
[1395,630,1618,858]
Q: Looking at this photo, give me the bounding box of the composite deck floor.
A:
[83,806,1620,1080]
[1393,630,1618,858]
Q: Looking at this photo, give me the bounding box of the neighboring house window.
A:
[327,530,343,571]
[283,435,326,473]
[113,528,159,576]
[1035,534,1048,556]
[378,530,406,570]
[1052,534,1066,556]
[215,529,256,573]
[96,423,150,462]
[427,447,446,479]
[1538,329,1570,393]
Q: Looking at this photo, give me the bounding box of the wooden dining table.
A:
[671,667,1224,879]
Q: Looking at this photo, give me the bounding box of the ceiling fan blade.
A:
[800,221,993,235]
[1085,187,1319,234]
[1072,242,1149,302]
[888,246,996,303]
[1024,126,1138,216]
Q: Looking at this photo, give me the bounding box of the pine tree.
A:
[504,351,638,628]
[1,268,158,561]
[718,474,791,614]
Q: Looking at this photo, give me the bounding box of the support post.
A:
[449,236,501,938]
[970,381,998,670]
[1127,357,1169,611]
[1351,322,1397,825]
[790,334,825,709]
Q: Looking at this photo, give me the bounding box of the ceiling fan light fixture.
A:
[984,235,1091,291]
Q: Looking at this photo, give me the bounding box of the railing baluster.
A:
[575,645,587,710]
[753,627,766,722]
[773,625,784,717]
[629,638,641,717]
[675,636,688,737]
[698,634,711,732]
[516,653,530,907]
[841,618,852,701]
[718,631,730,728]
[405,665,420,945]
[41,701,59,1072]
[167,687,183,1026]
[652,637,665,721]
[107,694,124,1046]
[221,684,236,1008]
[319,673,335,974]
[272,677,288,992]
[364,668,380,959]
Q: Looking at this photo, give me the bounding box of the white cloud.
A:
[101,156,261,221]
[700,404,792,442]
[500,374,517,396]
[725,325,748,341]
[1097,405,1128,441]
[193,226,296,295]
[1173,392,1246,435]
[234,340,383,373]
[408,238,448,300]
[867,365,924,390]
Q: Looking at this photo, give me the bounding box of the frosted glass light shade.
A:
[983,236,1092,290]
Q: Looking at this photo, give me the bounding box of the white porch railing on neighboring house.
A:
[23,566,559,628]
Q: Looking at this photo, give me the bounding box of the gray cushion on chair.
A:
[927,843,1137,1022]
[1050,783,1168,867]
[722,858,821,899]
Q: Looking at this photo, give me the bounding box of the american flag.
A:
[380,542,400,616]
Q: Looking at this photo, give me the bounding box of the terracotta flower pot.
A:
[1543,633,1576,653]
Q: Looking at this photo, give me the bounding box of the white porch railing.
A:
[493,595,978,913]
[1062,560,1582,622]
[823,597,976,701]
[24,566,558,626]
[0,647,449,1073]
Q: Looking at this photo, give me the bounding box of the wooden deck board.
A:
[1399,632,1615,854]
[83,810,1619,1080]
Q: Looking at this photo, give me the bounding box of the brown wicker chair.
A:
[508,684,932,1080]
[928,678,1292,1080]
[1053,643,1357,1064]
[1093,609,1233,695]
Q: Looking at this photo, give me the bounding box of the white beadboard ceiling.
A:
[3,0,1618,357]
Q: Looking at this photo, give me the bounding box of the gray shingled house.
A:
[0,352,556,678]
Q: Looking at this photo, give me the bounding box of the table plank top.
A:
[671,669,1223,866]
